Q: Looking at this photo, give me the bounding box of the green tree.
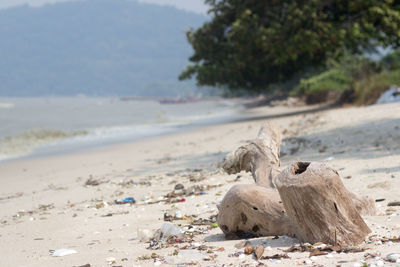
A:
[180,0,400,93]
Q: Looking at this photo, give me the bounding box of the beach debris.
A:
[174,184,184,190]
[165,184,221,200]
[275,162,372,246]
[118,178,151,188]
[283,243,364,255]
[387,201,400,206]
[105,257,116,264]
[244,245,254,254]
[255,244,264,259]
[159,222,185,239]
[50,248,77,257]
[304,259,313,265]
[0,192,23,201]
[164,208,184,221]
[309,250,328,257]
[385,253,400,262]
[85,177,107,186]
[260,253,289,260]
[375,198,386,202]
[114,197,136,204]
[364,252,381,259]
[47,184,68,190]
[138,228,154,242]
[73,264,90,267]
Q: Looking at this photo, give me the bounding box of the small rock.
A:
[244,245,254,255]
[238,254,245,259]
[174,184,184,190]
[376,260,384,266]
[385,253,400,262]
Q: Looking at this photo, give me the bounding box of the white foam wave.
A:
[0,129,87,161]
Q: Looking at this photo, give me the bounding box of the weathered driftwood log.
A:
[217,184,295,237]
[274,162,371,246]
[222,122,281,188]
[349,192,376,216]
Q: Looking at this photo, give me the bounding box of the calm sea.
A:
[0,97,242,161]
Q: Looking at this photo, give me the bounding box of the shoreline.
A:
[0,102,399,266]
[0,97,246,163]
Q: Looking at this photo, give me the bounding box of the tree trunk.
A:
[275,162,371,246]
[222,122,281,188]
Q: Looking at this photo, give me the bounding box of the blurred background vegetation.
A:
[181,0,400,104]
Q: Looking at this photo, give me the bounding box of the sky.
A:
[0,0,208,14]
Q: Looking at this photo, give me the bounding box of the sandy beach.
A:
[1,102,400,267]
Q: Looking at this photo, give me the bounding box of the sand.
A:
[0,102,399,267]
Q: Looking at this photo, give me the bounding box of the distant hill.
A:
[0,0,207,96]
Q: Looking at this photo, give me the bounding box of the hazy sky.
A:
[0,0,208,14]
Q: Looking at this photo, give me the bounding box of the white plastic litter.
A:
[386,253,400,262]
[137,228,154,242]
[105,257,116,263]
[160,222,185,238]
[51,248,77,257]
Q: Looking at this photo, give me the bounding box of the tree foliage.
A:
[180,0,400,92]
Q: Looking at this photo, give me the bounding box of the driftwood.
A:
[275,162,371,246]
[218,121,375,245]
[222,122,281,188]
[217,184,295,237]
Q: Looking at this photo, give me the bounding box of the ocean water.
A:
[0,97,242,161]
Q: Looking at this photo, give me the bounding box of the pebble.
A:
[353,263,362,267]
[376,260,384,266]
[174,184,184,190]
[326,254,334,258]
[238,254,245,259]
[310,256,317,260]
[386,253,400,262]
[154,261,162,266]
